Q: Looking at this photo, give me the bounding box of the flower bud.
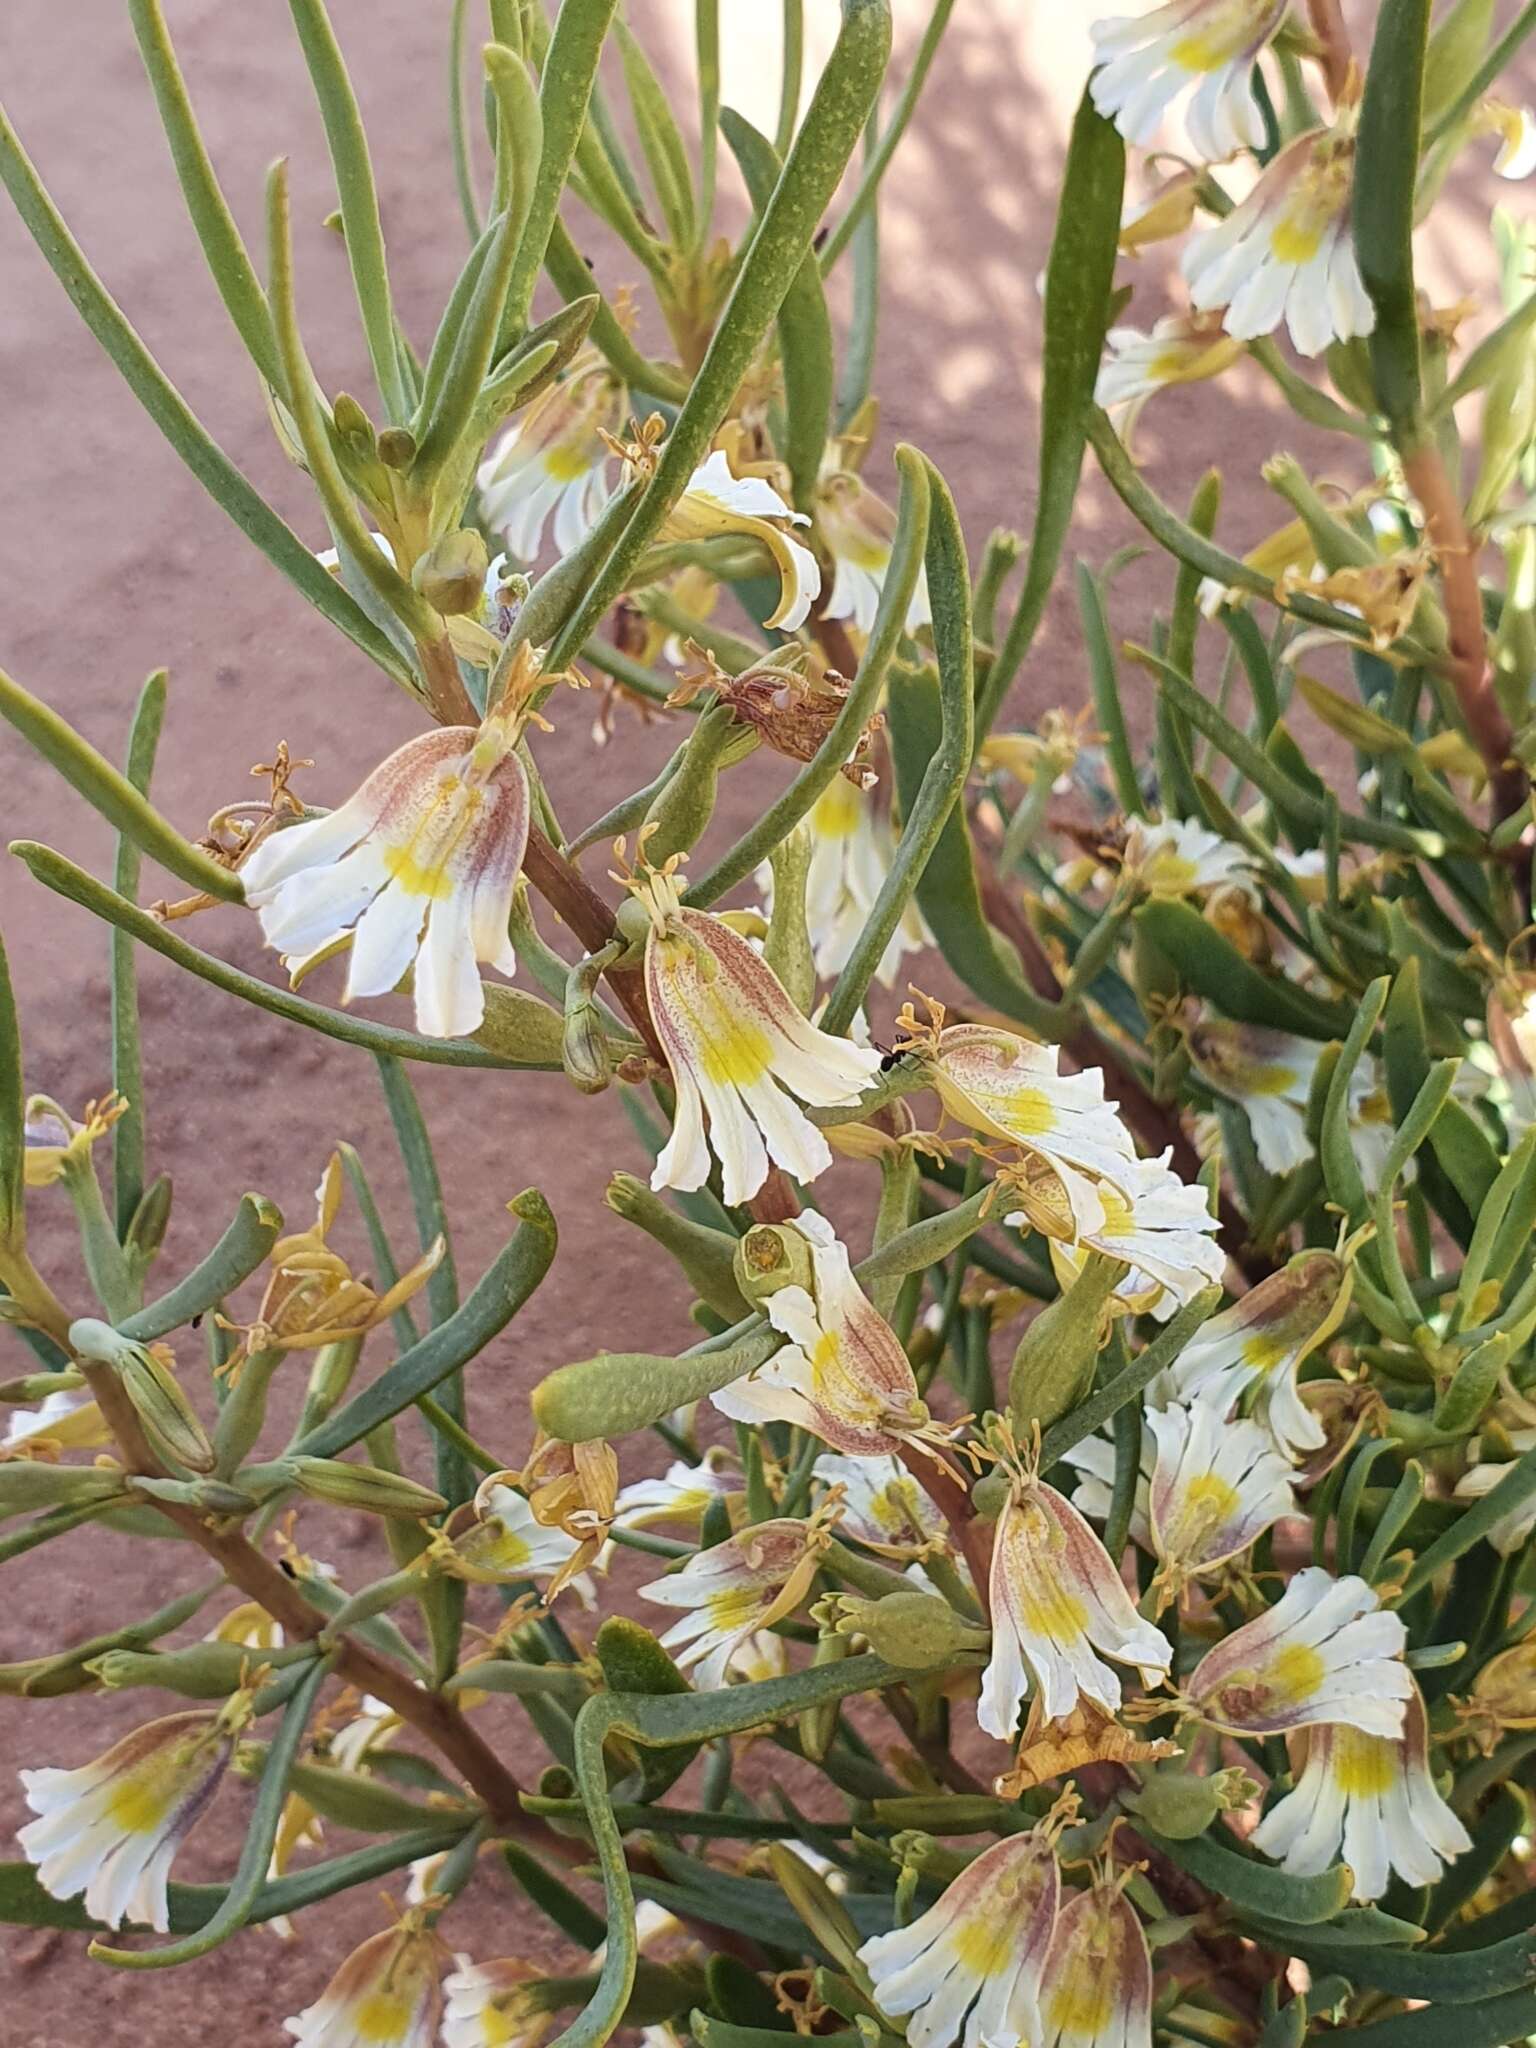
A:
[123,1173,173,1268]
[825,1590,990,1672]
[563,951,614,1096]
[970,1469,1011,1521]
[119,1341,216,1474]
[0,1461,125,1513]
[1007,1253,1125,1436]
[86,1641,308,1698]
[412,527,491,614]
[332,391,375,448]
[287,1455,448,1519]
[1123,1767,1224,1839]
[377,426,417,469]
[733,1222,818,1304]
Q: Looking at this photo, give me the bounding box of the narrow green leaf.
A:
[120,1193,285,1342]
[615,20,696,248]
[448,0,479,237]
[1355,0,1431,435]
[1078,561,1142,817]
[1040,1288,1220,1467]
[286,0,408,420]
[126,0,284,392]
[819,0,956,273]
[8,843,561,1071]
[1399,1438,1536,1599]
[824,456,971,1032]
[545,0,892,675]
[0,670,239,902]
[1141,1822,1353,1926]
[979,90,1124,737]
[834,104,881,429]
[720,111,833,510]
[1133,900,1352,1039]
[540,220,688,403]
[293,1191,556,1457]
[0,100,414,685]
[1425,0,1536,147]
[0,930,24,1251]
[110,671,167,1237]
[696,0,720,234]
[502,1842,609,1950]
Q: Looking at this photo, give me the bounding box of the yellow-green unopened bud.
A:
[0,1461,125,1513]
[641,700,741,865]
[288,1455,448,1519]
[377,427,417,469]
[734,1222,817,1304]
[115,1339,216,1474]
[532,1327,780,1442]
[86,1640,310,1698]
[827,1590,990,1672]
[767,1843,863,1974]
[413,528,491,615]
[0,1368,87,1403]
[970,1469,1012,1522]
[563,949,616,1096]
[1008,1253,1126,1436]
[1123,1767,1223,1839]
[332,391,375,447]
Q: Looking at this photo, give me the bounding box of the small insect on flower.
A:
[1096,311,1245,444]
[1090,0,1288,162]
[284,1913,443,2048]
[713,1213,950,1459]
[897,999,1138,1236]
[1184,1566,1411,1738]
[629,860,883,1205]
[815,465,932,637]
[1006,1149,1225,1320]
[858,1822,1062,2048]
[1183,1016,1326,1176]
[659,449,822,630]
[1251,1681,1470,1902]
[812,1452,951,1557]
[1160,1249,1350,1457]
[1036,1866,1153,2048]
[1142,1397,1295,1602]
[441,1956,556,2048]
[18,1698,249,1930]
[241,654,557,1041]
[639,1512,835,1688]
[982,1441,1173,1737]
[476,352,625,561]
[1183,98,1375,355]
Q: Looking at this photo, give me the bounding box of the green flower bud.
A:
[531,1327,779,1443]
[332,391,375,447]
[970,1469,1011,1521]
[1434,1333,1510,1434]
[377,426,416,469]
[118,1341,216,1474]
[0,1460,125,1514]
[763,825,816,1016]
[287,1455,448,1519]
[767,1842,863,1974]
[563,949,615,1096]
[641,700,742,865]
[86,1640,312,1698]
[123,1172,173,1270]
[1007,1253,1125,1436]
[825,1590,990,1672]
[129,1474,259,1515]
[1123,1767,1223,1839]
[606,1174,751,1321]
[0,1368,87,1403]
[733,1222,817,1304]
[412,528,491,615]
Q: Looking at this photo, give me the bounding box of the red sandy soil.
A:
[0,1,1522,2039]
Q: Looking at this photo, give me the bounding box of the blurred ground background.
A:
[0,1,1527,2039]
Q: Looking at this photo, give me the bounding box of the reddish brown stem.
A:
[521,823,664,1061]
[1304,0,1353,104]
[1402,443,1527,831]
[898,1442,993,1628]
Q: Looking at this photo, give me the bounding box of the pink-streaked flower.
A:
[760,775,932,989]
[441,1955,556,2048]
[476,354,624,561]
[1185,1567,1411,1738]
[1183,104,1375,355]
[1144,1397,1295,1591]
[899,1006,1138,1236]
[1160,1250,1350,1457]
[815,467,932,638]
[813,1452,951,1557]
[1251,1682,1469,1902]
[18,1705,241,1930]
[858,1827,1060,2048]
[1184,1017,1325,1176]
[284,1917,442,2047]
[614,1449,737,1530]
[639,1514,832,1688]
[713,1213,942,1457]
[982,1472,1173,1736]
[1090,0,1287,161]
[660,451,821,631]
[635,866,882,1205]
[1120,817,1256,902]
[242,706,532,1041]
[1096,312,1245,442]
[1037,1874,1153,2048]
[1009,1149,1225,1320]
